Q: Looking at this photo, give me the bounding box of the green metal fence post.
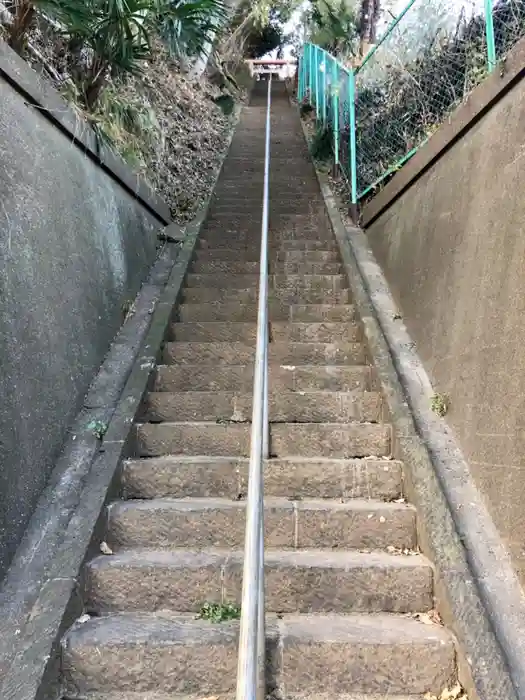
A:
[302,45,307,100]
[348,69,358,216]
[314,45,320,121]
[298,48,303,101]
[321,51,327,125]
[308,44,314,104]
[484,0,496,72]
[332,59,339,168]
[306,44,310,101]
[302,46,307,100]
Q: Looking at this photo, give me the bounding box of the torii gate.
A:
[245,59,298,82]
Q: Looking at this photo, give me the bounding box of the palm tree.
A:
[5,0,228,107]
[4,0,89,52]
[309,0,360,60]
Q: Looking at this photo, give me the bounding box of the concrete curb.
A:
[296,117,525,700]
[0,102,243,700]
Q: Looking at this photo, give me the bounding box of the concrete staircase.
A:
[60,82,456,699]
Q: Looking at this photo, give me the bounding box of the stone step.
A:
[212,188,322,197]
[176,302,356,323]
[185,274,348,291]
[203,214,330,225]
[134,422,390,458]
[84,549,433,614]
[59,693,436,700]
[61,613,454,696]
[272,322,361,343]
[121,456,403,500]
[205,215,331,227]
[275,249,340,261]
[171,322,258,343]
[106,497,416,550]
[162,341,366,366]
[191,260,344,275]
[201,231,336,244]
[271,422,391,458]
[154,364,371,393]
[182,286,352,305]
[203,210,329,222]
[207,215,331,226]
[169,322,361,343]
[198,240,337,253]
[141,390,382,423]
[214,186,322,197]
[199,239,340,252]
[201,229,334,242]
[55,90,459,700]
[210,194,326,204]
[195,249,340,262]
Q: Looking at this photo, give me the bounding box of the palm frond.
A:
[159,0,228,58]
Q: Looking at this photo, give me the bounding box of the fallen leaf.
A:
[100,541,113,555]
[441,683,465,700]
[413,609,443,626]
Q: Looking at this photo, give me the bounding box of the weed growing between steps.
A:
[88,420,108,440]
[299,100,314,119]
[198,602,241,623]
[309,125,333,170]
[431,393,449,417]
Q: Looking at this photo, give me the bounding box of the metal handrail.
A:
[235,75,272,700]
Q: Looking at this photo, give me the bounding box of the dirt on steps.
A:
[59,80,458,699]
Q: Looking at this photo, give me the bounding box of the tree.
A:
[4,0,89,52]
[219,0,299,63]
[244,21,283,58]
[308,0,359,60]
[4,0,228,107]
[358,0,380,55]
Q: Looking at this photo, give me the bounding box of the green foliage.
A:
[6,0,228,108]
[66,0,154,108]
[158,0,229,59]
[6,0,90,52]
[244,21,283,58]
[66,0,228,108]
[212,93,235,115]
[308,0,359,59]
[221,0,299,64]
[89,85,161,165]
[351,0,525,198]
[198,602,241,622]
[299,100,314,118]
[309,124,333,162]
[246,0,297,30]
[88,419,108,439]
[431,393,448,417]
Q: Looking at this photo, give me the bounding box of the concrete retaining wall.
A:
[362,36,525,585]
[0,41,169,580]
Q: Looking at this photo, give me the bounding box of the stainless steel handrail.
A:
[236,75,272,700]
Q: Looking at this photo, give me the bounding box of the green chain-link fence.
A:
[298,0,525,204]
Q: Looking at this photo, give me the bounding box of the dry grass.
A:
[22,19,247,223]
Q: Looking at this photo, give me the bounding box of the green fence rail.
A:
[298,0,525,203]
